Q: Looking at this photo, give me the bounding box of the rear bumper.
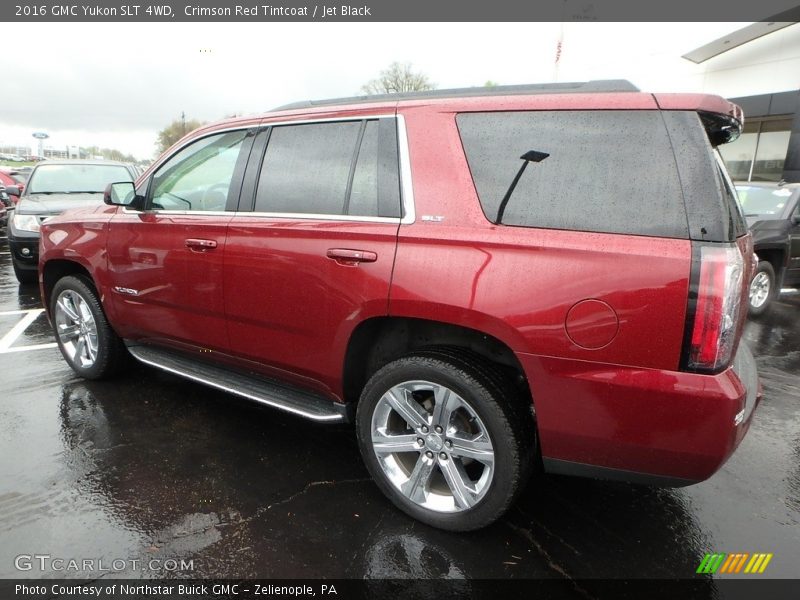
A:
[520,342,761,484]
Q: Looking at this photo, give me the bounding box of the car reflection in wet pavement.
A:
[0,238,798,583]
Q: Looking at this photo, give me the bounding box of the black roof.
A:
[272,80,640,112]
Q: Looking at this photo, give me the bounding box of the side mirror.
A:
[792,214,800,226]
[5,185,20,197]
[104,181,139,207]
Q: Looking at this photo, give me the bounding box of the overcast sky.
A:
[1,22,752,159]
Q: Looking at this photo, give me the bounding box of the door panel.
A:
[105,128,253,351]
[223,117,403,397]
[107,212,232,351]
[224,219,398,395]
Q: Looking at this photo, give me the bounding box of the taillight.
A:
[681,243,746,373]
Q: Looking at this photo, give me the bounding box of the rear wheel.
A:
[51,275,128,379]
[748,261,776,317]
[356,349,534,531]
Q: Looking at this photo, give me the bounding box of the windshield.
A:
[27,164,132,194]
[735,185,795,219]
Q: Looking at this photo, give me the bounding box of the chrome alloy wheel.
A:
[749,271,771,309]
[370,380,495,513]
[54,290,99,368]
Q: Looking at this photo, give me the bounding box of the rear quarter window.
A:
[659,111,747,242]
[456,110,689,238]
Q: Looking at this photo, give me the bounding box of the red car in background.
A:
[0,168,28,203]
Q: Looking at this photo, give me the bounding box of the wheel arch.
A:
[754,247,786,286]
[342,316,532,409]
[41,259,95,317]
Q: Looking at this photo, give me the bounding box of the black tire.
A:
[12,260,37,284]
[356,349,535,531]
[50,275,128,379]
[748,261,776,317]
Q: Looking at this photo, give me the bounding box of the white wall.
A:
[549,23,799,98]
[699,23,800,98]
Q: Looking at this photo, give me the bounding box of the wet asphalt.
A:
[0,234,798,586]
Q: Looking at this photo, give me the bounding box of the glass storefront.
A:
[719,117,792,182]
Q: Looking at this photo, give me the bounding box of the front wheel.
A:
[748,261,776,317]
[356,350,534,531]
[51,275,128,379]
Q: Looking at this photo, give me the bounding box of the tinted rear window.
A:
[641,111,746,242]
[254,119,401,218]
[457,110,689,238]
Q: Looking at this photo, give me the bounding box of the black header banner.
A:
[3,0,800,22]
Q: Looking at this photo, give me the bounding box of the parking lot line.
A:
[0,308,58,354]
[0,342,58,353]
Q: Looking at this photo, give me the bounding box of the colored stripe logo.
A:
[697,553,773,574]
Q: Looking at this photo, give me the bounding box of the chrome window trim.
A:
[121,208,399,223]
[122,215,401,224]
[261,113,394,127]
[121,208,233,217]
[395,113,416,225]
[242,212,400,223]
[135,114,416,224]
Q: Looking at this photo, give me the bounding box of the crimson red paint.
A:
[565,300,619,350]
[39,86,759,492]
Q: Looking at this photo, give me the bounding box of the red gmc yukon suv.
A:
[39,80,760,531]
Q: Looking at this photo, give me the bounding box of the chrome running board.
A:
[126,344,349,423]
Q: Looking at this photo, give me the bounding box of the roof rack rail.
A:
[271,79,640,112]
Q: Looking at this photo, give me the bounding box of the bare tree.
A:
[156,116,206,154]
[361,62,436,95]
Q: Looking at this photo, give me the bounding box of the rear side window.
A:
[713,151,748,239]
[661,111,748,242]
[457,111,689,238]
[255,118,401,218]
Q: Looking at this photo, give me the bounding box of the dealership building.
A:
[684,21,800,183]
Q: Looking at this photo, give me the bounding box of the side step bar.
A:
[126,344,350,423]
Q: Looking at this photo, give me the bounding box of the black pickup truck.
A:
[736,181,800,315]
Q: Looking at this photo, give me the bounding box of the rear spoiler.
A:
[654,93,743,146]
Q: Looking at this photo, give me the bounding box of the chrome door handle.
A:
[326,248,378,265]
[185,238,218,251]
